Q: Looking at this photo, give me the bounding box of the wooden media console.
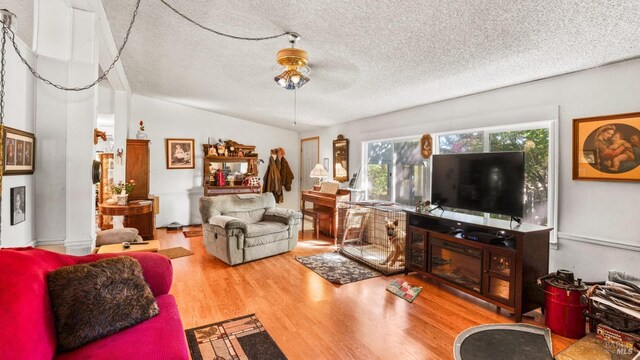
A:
[404,210,551,322]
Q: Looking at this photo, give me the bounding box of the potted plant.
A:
[110,180,136,205]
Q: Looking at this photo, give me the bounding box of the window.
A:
[435,124,552,226]
[489,129,550,225]
[438,131,484,154]
[365,140,425,206]
[364,120,555,228]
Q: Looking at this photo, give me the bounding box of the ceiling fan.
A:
[274,33,310,90]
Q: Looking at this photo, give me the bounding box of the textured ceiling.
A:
[101,0,640,130]
[0,1,33,48]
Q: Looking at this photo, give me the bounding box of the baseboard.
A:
[157,223,202,229]
[557,232,640,253]
[35,237,66,246]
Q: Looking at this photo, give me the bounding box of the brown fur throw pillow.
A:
[47,256,159,352]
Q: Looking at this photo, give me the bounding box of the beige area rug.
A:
[183,229,203,238]
[555,333,638,360]
[157,247,194,259]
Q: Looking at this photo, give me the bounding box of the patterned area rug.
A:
[157,247,194,259]
[183,229,203,238]
[185,314,286,360]
[386,278,422,303]
[295,252,382,285]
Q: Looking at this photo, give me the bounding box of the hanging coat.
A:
[263,156,283,203]
[278,156,294,192]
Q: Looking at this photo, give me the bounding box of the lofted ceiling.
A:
[1,1,33,48]
[25,1,640,130]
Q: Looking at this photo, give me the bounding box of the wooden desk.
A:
[301,208,333,240]
[97,240,160,254]
[300,188,350,239]
[98,200,155,240]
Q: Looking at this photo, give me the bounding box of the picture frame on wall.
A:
[165,138,195,169]
[573,112,640,182]
[11,186,26,225]
[420,133,433,159]
[3,126,35,175]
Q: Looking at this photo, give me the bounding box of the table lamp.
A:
[310,163,328,185]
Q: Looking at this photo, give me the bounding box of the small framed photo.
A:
[573,112,640,182]
[11,186,26,225]
[165,138,195,169]
[4,126,35,175]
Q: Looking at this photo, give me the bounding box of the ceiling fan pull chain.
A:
[293,89,297,127]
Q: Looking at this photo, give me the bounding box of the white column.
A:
[34,0,72,246]
[34,0,99,254]
[64,8,99,253]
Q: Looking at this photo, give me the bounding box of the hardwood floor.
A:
[159,227,576,359]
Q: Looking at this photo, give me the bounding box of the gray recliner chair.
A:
[199,193,302,265]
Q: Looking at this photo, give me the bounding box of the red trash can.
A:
[538,269,588,339]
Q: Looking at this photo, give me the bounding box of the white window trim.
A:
[363,119,559,244]
[362,136,421,204]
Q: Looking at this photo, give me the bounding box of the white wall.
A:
[97,81,114,114]
[130,94,300,227]
[301,59,640,281]
[0,37,36,247]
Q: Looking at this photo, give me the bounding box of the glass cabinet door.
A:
[482,246,516,306]
[408,227,427,271]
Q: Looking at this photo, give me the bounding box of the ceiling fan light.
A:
[274,69,309,90]
[296,72,309,88]
[274,43,310,90]
[276,76,288,87]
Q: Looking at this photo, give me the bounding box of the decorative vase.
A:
[136,130,148,140]
[116,194,128,205]
[226,174,235,186]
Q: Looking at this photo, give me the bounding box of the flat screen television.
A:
[431,151,525,218]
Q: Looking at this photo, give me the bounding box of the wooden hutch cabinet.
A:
[126,140,150,201]
[124,139,155,239]
[203,155,261,196]
[404,210,551,322]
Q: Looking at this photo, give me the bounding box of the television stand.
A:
[404,210,551,322]
[463,231,504,244]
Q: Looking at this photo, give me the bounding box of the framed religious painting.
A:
[573,112,640,182]
[3,126,35,175]
[165,138,195,169]
[420,134,433,159]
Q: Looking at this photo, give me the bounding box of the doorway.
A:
[300,136,319,192]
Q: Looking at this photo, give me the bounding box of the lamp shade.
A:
[310,163,328,178]
[274,69,309,90]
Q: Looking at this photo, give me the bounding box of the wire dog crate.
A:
[336,201,407,275]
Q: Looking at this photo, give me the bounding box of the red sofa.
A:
[0,247,189,360]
